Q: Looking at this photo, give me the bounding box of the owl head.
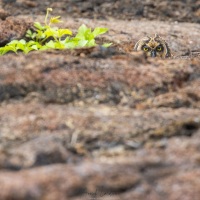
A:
[134,34,171,58]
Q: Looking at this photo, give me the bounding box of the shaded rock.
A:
[0,162,142,200]
[0,1,200,200]
[0,16,32,46]
[0,8,10,20]
[3,0,200,23]
[0,135,70,169]
[0,49,198,105]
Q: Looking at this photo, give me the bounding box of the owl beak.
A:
[151,50,156,57]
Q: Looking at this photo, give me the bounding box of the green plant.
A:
[0,8,112,55]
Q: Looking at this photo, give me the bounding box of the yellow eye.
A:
[156,46,162,51]
[143,46,149,51]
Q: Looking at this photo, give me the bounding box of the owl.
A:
[134,34,171,58]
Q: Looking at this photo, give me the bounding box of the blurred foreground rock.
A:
[0,1,200,199]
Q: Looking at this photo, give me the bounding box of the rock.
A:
[0,8,10,20]
[0,1,200,199]
[0,162,141,200]
[0,16,32,46]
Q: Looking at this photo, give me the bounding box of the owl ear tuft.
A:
[133,40,140,51]
[155,33,160,38]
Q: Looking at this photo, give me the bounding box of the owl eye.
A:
[143,46,150,51]
[156,46,163,51]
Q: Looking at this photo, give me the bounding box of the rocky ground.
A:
[0,0,200,199]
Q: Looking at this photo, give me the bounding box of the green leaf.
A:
[87,39,96,47]
[26,30,37,40]
[30,44,39,50]
[75,24,92,40]
[102,43,112,47]
[57,29,72,38]
[44,27,58,39]
[39,46,49,51]
[77,40,88,47]
[92,27,108,37]
[36,29,46,40]
[26,30,32,38]
[8,40,19,45]
[78,24,88,35]
[65,40,78,49]
[27,30,32,34]
[2,46,17,54]
[19,39,26,45]
[34,22,45,30]
[0,47,5,55]
[23,47,33,54]
[50,16,62,24]
[26,41,36,47]
[54,41,65,49]
[45,40,55,48]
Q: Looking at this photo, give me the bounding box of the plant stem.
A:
[45,8,52,26]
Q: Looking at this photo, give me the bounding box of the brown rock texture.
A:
[0,16,32,46]
[0,0,200,200]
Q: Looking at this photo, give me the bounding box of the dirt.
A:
[0,0,200,200]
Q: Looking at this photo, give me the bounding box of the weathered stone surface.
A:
[0,1,200,200]
[2,0,200,23]
[0,8,10,20]
[0,16,32,46]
